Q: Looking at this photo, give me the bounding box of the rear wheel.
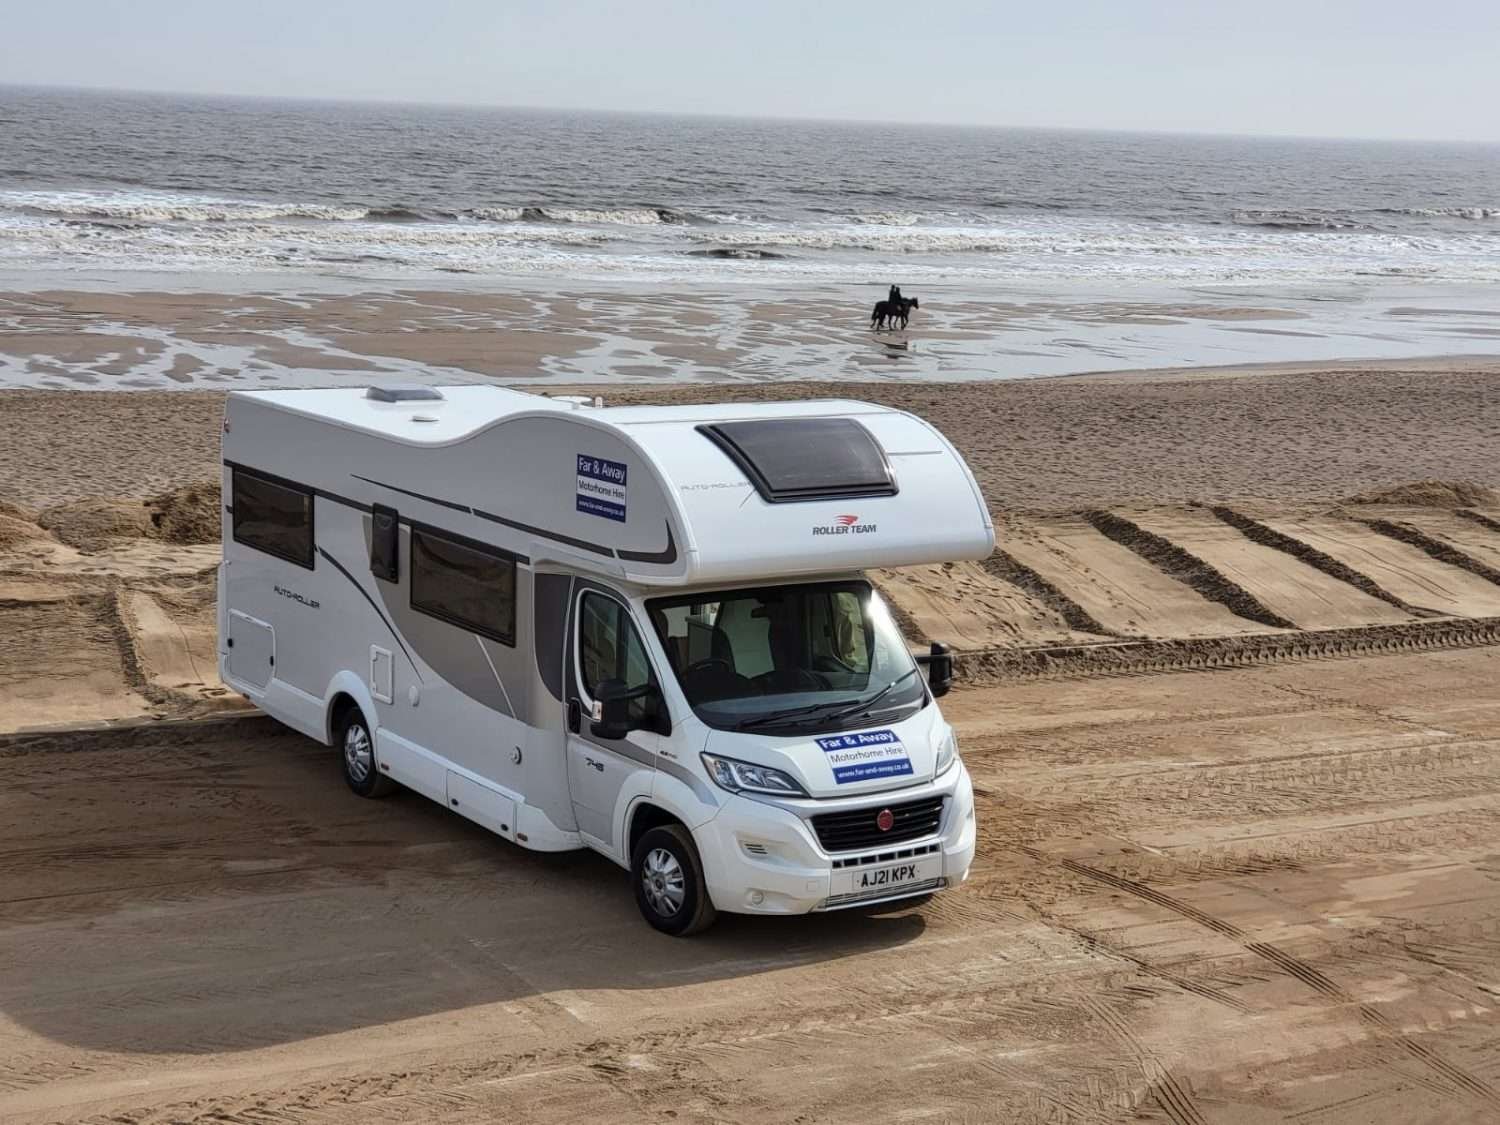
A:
[632,824,716,936]
[338,705,394,798]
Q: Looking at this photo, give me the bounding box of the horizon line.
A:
[3,80,1497,148]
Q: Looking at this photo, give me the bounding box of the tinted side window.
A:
[578,593,653,723]
[410,528,516,645]
[370,504,399,582]
[231,467,313,569]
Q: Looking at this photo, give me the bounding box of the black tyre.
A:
[632,824,717,936]
[338,705,395,798]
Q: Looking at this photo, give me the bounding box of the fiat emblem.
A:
[876,808,895,832]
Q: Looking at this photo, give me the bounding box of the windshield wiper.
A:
[735,698,864,731]
[818,667,919,726]
[734,668,920,732]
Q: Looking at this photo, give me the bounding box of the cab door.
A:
[565,587,660,856]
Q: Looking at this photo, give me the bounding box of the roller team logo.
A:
[812,514,878,536]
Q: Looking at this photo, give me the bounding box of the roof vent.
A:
[365,386,444,403]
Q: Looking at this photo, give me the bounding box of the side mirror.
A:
[589,678,658,740]
[918,641,953,698]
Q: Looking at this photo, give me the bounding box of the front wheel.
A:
[632,824,717,936]
[339,705,395,798]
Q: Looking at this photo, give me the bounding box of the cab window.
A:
[578,592,654,723]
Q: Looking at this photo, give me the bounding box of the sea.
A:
[2,85,1498,286]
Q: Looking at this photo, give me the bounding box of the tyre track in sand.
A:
[1026,849,1500,1113]
[5,648,1500,1123]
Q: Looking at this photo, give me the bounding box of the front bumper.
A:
[692,762,976,915]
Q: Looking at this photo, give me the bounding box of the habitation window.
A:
[231,467,314,569]
[410,527,516,645]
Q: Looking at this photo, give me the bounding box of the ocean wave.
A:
[2,190,370,223]
[515,206,697,226]
[1231,209,1371,231]
[1377,206,1500,220]
[4,192,1500,285]
[466,206,526,222]
[684,247,788,260]
[0,190,720,230]
[846,212,923,226]
[464,205,701,225]
[364,206,442,223]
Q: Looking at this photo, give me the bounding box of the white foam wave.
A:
[847,212,923,226]
[1,189,369,223]
[538,207,672,225]
[3,196,1499,285]
[1385,206,1500,220]
[467,206,525,222]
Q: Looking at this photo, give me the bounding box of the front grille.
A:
[830,841,940,870]
[811,796,945,853]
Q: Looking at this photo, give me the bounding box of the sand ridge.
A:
[5,369,1500,731]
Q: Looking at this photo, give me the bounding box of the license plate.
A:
[857,863,921,890]
[832,855,942,897]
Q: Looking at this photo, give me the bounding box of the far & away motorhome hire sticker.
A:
[816,729,914,784]
[576,454,628,522]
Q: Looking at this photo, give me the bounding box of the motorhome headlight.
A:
[700,752,807,797]
[934,729,959,777]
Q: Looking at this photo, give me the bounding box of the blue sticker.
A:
[816,728,914,784]
[577,454,628,522]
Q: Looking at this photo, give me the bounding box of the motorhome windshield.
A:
[646,581,924,735]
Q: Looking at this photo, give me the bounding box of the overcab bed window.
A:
[410,527,517,645]
[231,467,314,569]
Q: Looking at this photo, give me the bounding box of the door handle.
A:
[567,698,581,733]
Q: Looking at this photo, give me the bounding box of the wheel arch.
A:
[627,799,688,860]
[323,670,380,747]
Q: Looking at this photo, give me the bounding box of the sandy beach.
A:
[3,354,1499,512]
[4,295,1500,1123]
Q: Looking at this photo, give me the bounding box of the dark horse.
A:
[870,295,919,331]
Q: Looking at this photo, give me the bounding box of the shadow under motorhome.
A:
[218,385,994,934]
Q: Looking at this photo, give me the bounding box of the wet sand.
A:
[3,283,1500,389]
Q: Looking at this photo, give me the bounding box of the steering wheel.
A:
[755,667,831,691]
[684,658,754,698]
[686,658,734,678]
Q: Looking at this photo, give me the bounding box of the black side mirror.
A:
[918,641,953,698]
[590,678,659,740]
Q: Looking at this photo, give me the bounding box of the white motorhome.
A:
[218,385,993,934]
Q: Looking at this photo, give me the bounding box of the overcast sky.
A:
[4,0,1499,142]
